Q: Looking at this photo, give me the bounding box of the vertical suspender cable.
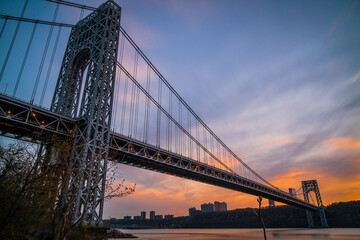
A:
[40,26,62,106]
[168,91,172,151]
[156,77,162,147]
[13,23,37,96]
[143,65,151,142]
[79,8,84,20]
[196,122,199,161]
[0,0,29,82]
[30,2,60,104]
[133,53,140,138]
[203,126,207,164]
[128,51,138,137]
[178,103,181,155]
[120,76,128,134]
[174,100,178,154]
[188,111,191,158]
[134,86,140,138]
[132,52,139,137]
[166,88,170,150]
[128,78,135,137]
[113,34,125,131]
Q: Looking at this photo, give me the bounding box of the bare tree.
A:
[253,196,267,240]
[0,137,135,239]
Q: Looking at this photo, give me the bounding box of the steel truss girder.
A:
[302,180,329,227]
[0,95,319,212]
[110,132,319,211]
[0,93,74,139]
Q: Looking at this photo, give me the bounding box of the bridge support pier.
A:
[302,180,329,228]
[50,0,121,223]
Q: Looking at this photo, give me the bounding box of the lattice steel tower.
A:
[51,0,121,222]
[302,180,329,228]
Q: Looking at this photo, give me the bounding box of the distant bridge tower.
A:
[301,180,329,228]
[51,0,121,222]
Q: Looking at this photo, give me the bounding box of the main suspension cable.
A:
[13,23,37,96]
[40,26,62,106]
[0,0,29,83]
[31,2,60,104]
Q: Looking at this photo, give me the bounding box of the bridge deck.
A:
[0,93,318,211]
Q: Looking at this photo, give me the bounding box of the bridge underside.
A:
[0,94,318,212]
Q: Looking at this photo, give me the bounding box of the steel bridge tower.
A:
[50,0,121,222]
[302,180,329,228]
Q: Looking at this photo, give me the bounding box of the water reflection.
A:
[117,228,360,240]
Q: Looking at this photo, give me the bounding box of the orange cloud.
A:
[105,151,360,218]
[269,169,360,206]
[322,137,360,151]
[260,136,294,149]
[106,170,260,218]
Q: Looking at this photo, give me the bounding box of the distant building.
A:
[150,211,155,220]
[134,216,141,221]
[154,215,163,220]
[289,188,297,197]
[214,201,227,212]
[164,214,174,220]
[123,216,131,221]
[269,199,275,208]
[201,203,214,213]
[141,211,146,220]
[189,207,201,217]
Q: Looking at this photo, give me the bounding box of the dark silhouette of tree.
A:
[253,196,266,240]
[0,137,135,239]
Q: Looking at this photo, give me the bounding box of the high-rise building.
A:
[289,188,297,197]
[201,203,214,213]
[154,215,163,220]
[164,214,174,220]
[269,199,275,208]
[134,216,141,221]
[189,207,201,216]
[124,216,131,221]
[214,201,227,212]
[150,211,155,220]
[141,211,146,220]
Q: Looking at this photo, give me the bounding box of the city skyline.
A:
[0,0,359,219]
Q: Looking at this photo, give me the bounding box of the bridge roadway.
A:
[0,93,318,211]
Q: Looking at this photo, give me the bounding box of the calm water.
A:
[118,228,360,240]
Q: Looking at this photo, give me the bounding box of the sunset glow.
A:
[0,0,358,220]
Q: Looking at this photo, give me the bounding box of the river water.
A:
[118,228,360,240]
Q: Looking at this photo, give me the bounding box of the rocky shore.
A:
[68,227,137,239]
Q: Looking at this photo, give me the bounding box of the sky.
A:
[0,0,359,219]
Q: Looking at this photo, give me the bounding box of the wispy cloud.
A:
[349,71,360,84]
[323,137,360,151]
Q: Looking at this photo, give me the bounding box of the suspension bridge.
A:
[0,0,328,227]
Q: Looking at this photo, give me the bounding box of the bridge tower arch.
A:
[302,180,329,228]
[50,0,121,222]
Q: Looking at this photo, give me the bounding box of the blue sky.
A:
[0,0,359,218]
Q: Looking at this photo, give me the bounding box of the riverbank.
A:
[67,227,137,239]
[108,200,360,229]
